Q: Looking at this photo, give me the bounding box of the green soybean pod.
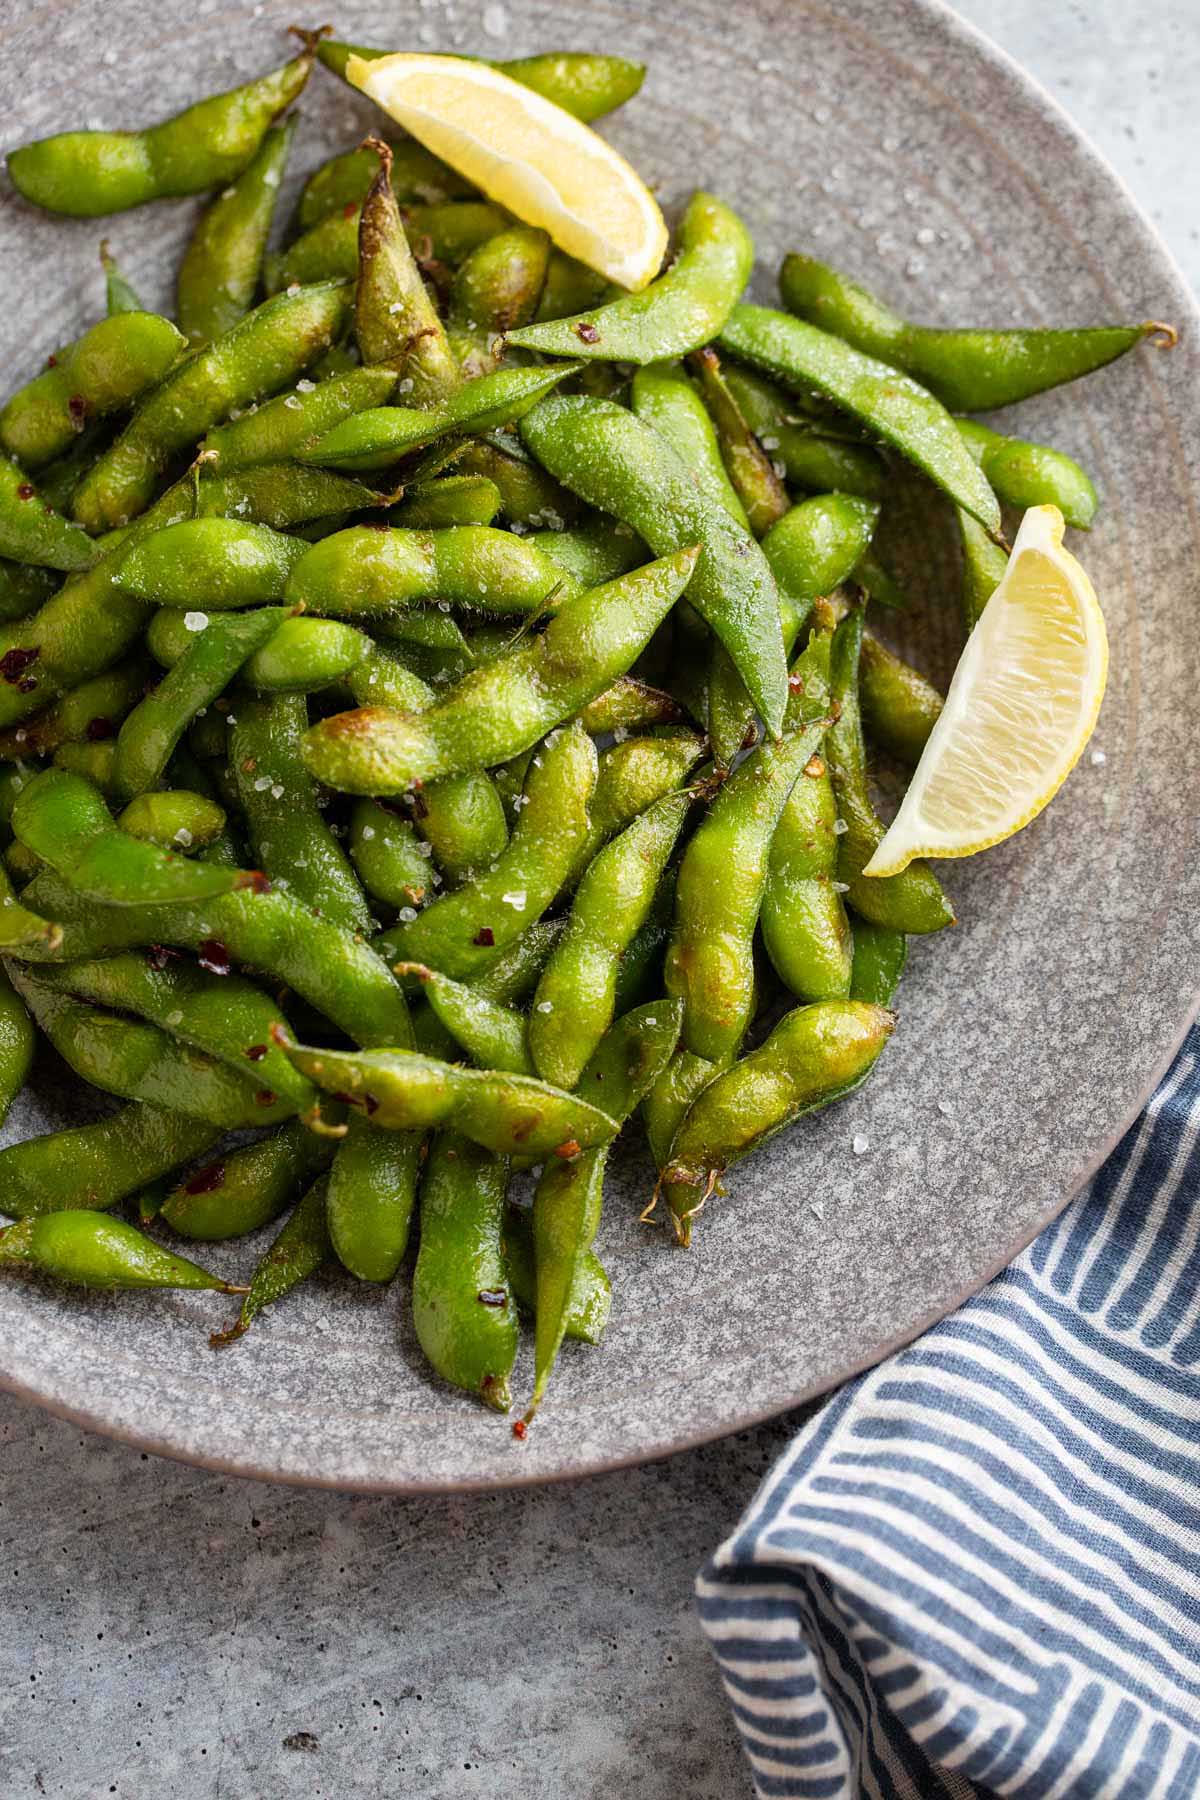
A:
[72,280,353,532]
[0,313,186,470]
[242,616,372,694]
[230,694,372,935]
[8,963,292,1130]
[717,303,1000,533]
[531,516,645,589]
[278,1034,619,1160]
[115,608,286,799]
[760,660,853,1003]
[355,139,461,402]
[956,417,1098,529]
[176,116,296,347]
[663,999,895,1243]
[859,633,944,766]
[0,1212,239,1292]
[0,1101,218,1219]
[301,547,698,793]
[960,511,1009,632]
[689,345,789,537]
[0,458,97,573]
[449,225,552,376]
[412,1130,516,1411]
[560,730,706,891]
[508,192,752,364]
[389,476,502,530]
[376,722,597,980]
[348,798,432,914]
[827,605,954,934]
[117,518,308,608]
[7,42,316,216]
[398,961,534,1076]
[118,789,226,850]
[519,394,789,735]
[503,1205,610,1346]
[849,918,908,1008]
[0,963,33,1123]
[630,361,750,527]
[524,1000,682,1421]
[665,698,831,1062]
[327,1112,421,1284]
[12,767,257,907]
[320,44,645,122]
[779,252,1172,413]
[721,363,887,500]
[17,864,413,1051]
[100,241,146,316]
[469,917,567,1007]
[0,658,152,762]
[27,947,311,1109]
[529,788,693,1090]
[201,366,398,471]
[160,1117,336,1242]
[211,1175,331,1346]
[455,433,584,528]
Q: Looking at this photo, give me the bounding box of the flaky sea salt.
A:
[852,1135,869,1156]
[184,611,209,632]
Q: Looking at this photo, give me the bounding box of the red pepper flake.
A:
[183,1161,225,1196]
[575,321,600,344]
[233,869,271,895]
[787,671,805,693]
[254,1089,277,1107]
[15,484,35,501]
[472,926,495,947]
[331,1091,359,1106]
[804,754,826,778]
[362,1091,379,1115]
[145,944,183,971]
[244,1044,269,1063]
[341,200,358,218]
[67,394,88,427]
[85,716,116,741]
[477,1288,508,1308]
[0,647,40,685]
[45,354,58,368]
[197,938,231,976]
[511,1418,528,1441]
[554,1139,581,1160]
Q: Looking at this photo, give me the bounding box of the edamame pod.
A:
[717,303,1000,532]
[278,1032,619,1160]
[118,519,309,607]
[160,1117,335,1242]
[508,193,753,364]
[201,366,398,471]
[72,281,353,531]
[449,225,551,376]
[662,999,895,1242]
[721,364,887,499]
[400,963,534,1076]
[211,1176,331,1346]
[378,722,596,979]
[779,252,1172,412]
[355,139,460,402]
[630,361,750,527]
[8,41,315,216]
[413,1131,517,1411]
[520,395,789,733]
[0,1212,237,1292]
[858,633,944,766]
[286,522,575,619]
[849,918,907,1008]
[177,116,296,346]
[956,418,1098,529]
[301,546,699,792]
[0,1100,217,1219]
[327,1113,421,1283]
[0,313,186,469]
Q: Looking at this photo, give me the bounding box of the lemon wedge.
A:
[864,504,1108,875]
[346,53,668,291]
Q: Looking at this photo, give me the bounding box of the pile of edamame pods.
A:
[0,32,1173,1426]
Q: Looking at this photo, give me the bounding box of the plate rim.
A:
[2,0,1198,1492]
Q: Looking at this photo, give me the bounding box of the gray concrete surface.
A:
[2,5,1197,1796]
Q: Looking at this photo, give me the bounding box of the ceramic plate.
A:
[1,0,1197,1491]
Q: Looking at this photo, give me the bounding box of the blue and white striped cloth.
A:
[699,1022,1200,1798]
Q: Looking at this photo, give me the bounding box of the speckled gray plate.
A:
[1,0,1197,1492]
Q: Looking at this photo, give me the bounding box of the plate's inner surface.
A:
[1,0,1197,1489]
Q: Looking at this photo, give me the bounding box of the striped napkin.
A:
[698,1021,1200,1798]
